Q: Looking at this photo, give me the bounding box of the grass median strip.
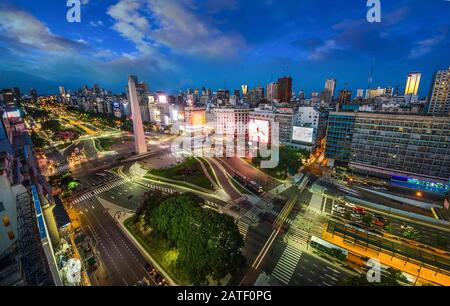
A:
[148,157,214,191]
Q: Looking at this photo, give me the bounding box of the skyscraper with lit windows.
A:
[404,72,421,96]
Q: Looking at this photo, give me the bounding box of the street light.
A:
[416,191,422,198]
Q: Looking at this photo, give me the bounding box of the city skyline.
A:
[0,0,449,96]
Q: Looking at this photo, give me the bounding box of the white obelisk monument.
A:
[128,75,148,154]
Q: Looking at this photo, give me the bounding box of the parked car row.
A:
[144,263,168,286]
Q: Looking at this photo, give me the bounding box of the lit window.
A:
[8,231,15,240]
[3,216,10,227]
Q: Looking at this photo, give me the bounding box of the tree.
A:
[146,194,245,285]
[31,132,49,148]
[362,214,373,227]
[403,228,420,240]
[41,119,61,132]
[251,146,308,180]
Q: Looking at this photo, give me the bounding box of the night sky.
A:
[0,0,449,97]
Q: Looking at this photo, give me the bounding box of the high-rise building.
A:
[404,72,421,96]
[216,90,230,104]
[213,107,249,155]
[356,89,364,98]
[266,82,279,102]
[241,85,248,97]
[325,112,450,188]
[59,86,66,96]
[426,67,450,116]
[128,75,148,154]
[298,90,305,101]
[277,77,292,103]
[325,78,336,98]
[1,89,15,108]
[365,87,393,99]
[12,88,20,102]
[249,105,294,145]
[338,89,352,104]
[29,89,38,101]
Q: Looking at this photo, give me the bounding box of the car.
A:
[333,205,345,212]
[144,263,154,273]
[351,213,362,220]
[345,203,356,209]
[278,222,289,233]
[372,219,385,227]
[352,207,365,214]
[401,224,414,231]
[262,214,276,225]
[154,273,165,286]
[374,215,389,225]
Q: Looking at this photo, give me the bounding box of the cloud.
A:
[408,33,446,59]
[307,39,346,61]
[0,4,86,52]
[106,0,245,58]
[89,20,104,27]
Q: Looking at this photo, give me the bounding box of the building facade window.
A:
[3,216,10,227]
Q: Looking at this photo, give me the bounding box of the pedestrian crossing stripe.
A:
[271,245,303,285]
[270,210,295,225]
[53,164,70,175]
[71,179,126,204]
[244,206,260,222]
[287,229,310,246]
[236,221,250,240]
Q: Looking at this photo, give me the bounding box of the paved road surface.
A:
[73,195,156,286]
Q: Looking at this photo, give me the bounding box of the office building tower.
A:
[241,85,248,97]
[426,67,450,116]
[405,72,421,96]
[213,107,249,155]
[298,90,305,101]
[277,77,292,103]
[338,89,352,104]
[266,82,279,102]
[356,89,364,98]
[325,79,337,98]
[325,112,450,188]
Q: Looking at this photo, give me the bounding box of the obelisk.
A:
[128,75,148,154]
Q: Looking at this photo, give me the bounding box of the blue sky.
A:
[0,0,449,97]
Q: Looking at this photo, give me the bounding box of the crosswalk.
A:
[236,221,250,241]
[286,228,310,246]
[271,245,303,285]
[270,210,294,225]
[52,164,70,175]
[138,182,177,194]
[243,206,262,222]
[71,179,127,204]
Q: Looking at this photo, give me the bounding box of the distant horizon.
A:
[3,70,438,100]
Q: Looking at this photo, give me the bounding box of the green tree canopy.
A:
[146,194,245,285]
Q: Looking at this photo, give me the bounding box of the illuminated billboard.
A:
[292,126,314,143]
[249,119,269,144]
[191,111,205,127]
[158,95,167,104]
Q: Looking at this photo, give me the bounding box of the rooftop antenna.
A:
[368,48,376,89]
